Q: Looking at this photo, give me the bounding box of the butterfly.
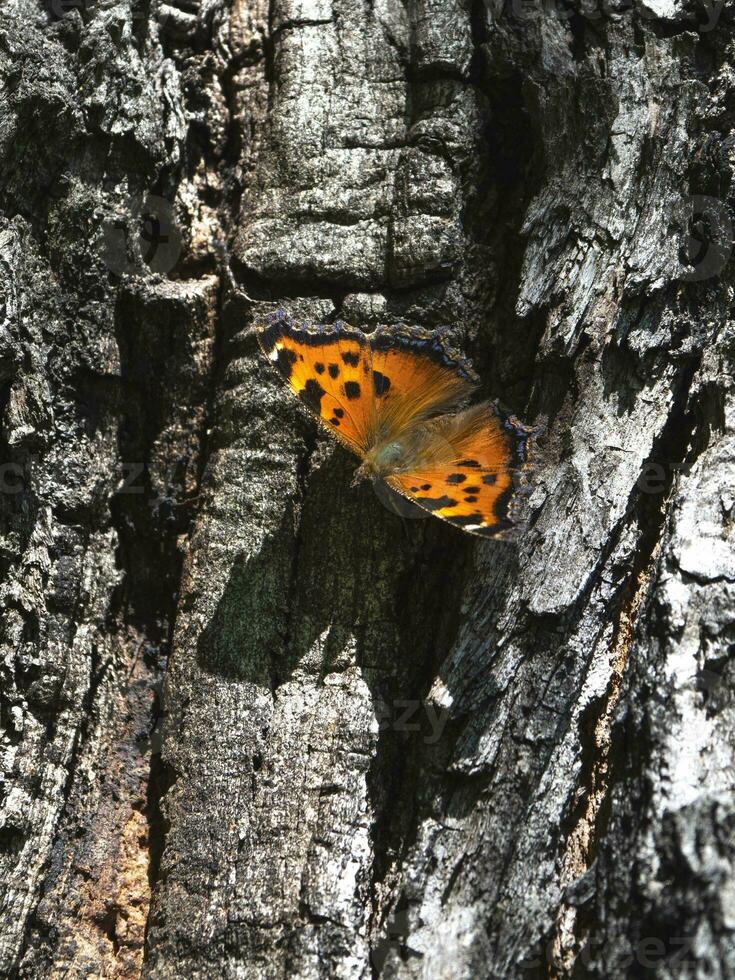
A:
[254,310,537,538]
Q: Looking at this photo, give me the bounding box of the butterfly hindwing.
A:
[255,311,375,456]
[386,402,534,538]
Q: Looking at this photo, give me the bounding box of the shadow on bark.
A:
[194,445,500,898]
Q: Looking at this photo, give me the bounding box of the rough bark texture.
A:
[1,0,734,977]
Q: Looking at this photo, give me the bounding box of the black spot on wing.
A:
[344,381,361,400]
[421,483,431,491]
[482,473,497,485]
[473,523,506,537]
[315,362,325,374]
[447,514,484,527]
[457,459,481,468]
[333,408,344,419]
[446,473,466,484]
[415,495,458,511]
[342,351,360,367]
[373,371,391,396]
[276,347,298,378]
[301,378,325,410]
[329,417,341,426]
[464,486,481,493]
[465,496,478,503]
[328,363,340,379]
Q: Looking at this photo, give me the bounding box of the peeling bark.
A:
[1,0,734,978]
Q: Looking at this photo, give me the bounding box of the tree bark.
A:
[1,0,734,977]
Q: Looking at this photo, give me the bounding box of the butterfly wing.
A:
[369,324,478,440]
[386,402,534,538]
[255,311,375,456]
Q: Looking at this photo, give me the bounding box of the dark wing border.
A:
[369,323,479,386]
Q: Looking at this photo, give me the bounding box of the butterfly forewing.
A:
[369,324,478,441]
[255,311,376,456]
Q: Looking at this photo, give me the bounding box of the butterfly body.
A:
[355,441,406,482]
[255,311,536,538]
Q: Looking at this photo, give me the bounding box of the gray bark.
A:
[1,0,734,977]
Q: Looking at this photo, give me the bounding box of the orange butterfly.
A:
[255,311,537,538]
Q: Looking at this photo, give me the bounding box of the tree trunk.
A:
[1,0,734,977]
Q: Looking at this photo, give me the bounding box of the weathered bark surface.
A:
[1,0,734,977]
